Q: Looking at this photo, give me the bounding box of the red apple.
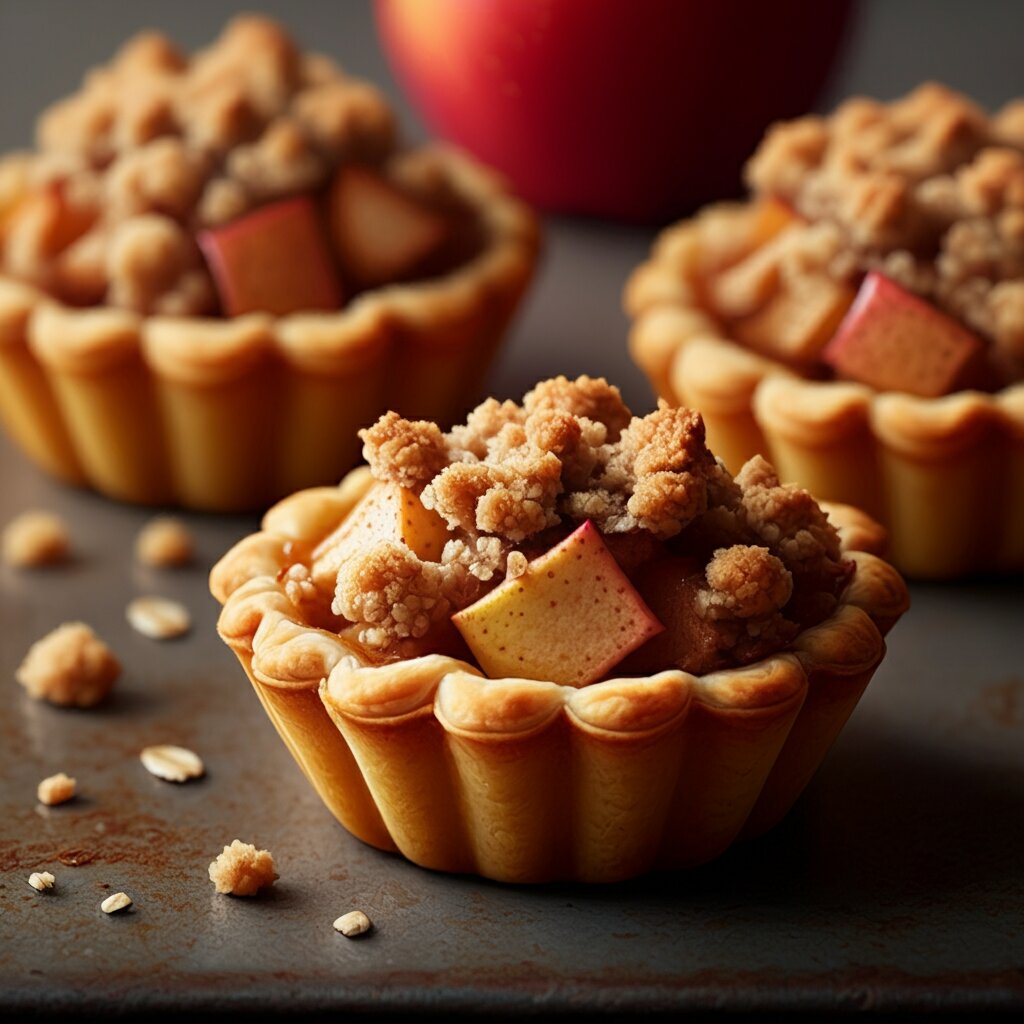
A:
[375,0,852,222]
[822,272,988,397]
[198,195,342,316]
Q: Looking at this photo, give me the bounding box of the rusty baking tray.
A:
[1,415,1022,1019]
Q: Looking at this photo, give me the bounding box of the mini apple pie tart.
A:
[0,17,538,510]
[627,83,1024,578]
[211,376,908,883]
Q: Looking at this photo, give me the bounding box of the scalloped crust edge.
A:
[0,145,540,510]
[211,470,909,883]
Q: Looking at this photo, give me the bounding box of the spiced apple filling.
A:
[700,83,1024,396]
[0,16,483,319]
[292,376,854,686]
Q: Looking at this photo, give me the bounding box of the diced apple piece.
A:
[708,224,801,318]
[822,272,987,397]
[451,520,663,688]
[620,557,719,676]
[310,482,450,590]
[735,274,856,363]
[750,196,800,247]
[198,195,342,317]
[4,184,95,260]
[0,155,31,240]
[327,164,449,288]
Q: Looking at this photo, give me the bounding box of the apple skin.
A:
[821,271,988,397]
[198,195,343,317]
[375,0,852,222]
[452,520,663,687]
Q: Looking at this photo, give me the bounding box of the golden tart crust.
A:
[211,467,908,884]
[0,146,539,510]
[626,201,1024,579]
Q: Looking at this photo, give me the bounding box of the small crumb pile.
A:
[2,510,71,567]
[208,839,278,896]
[16,622,121,707]
[135,516,195,567]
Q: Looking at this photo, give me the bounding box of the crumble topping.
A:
[208,839,278,896]
[330,376,850,674]
[735,83,1024,382]
[2,509,71,567]
[135,516,195,567]
[16,622,121,707]
[0,15,395,314]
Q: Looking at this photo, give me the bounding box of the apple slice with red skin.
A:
[821,271,989,397]
[198,195,343,317]
[327,164,450,289]
[452,520,664,687]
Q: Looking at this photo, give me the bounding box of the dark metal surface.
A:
[2,1,1024,1017]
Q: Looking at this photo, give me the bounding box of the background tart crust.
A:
[0,146,539,510]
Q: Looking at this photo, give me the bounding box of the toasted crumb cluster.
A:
[2,510,71,567]
[135,516,194,567]
[740,82,1024,379]
[343,376,850,669]
[16,622,121,707]
[208,839,278,896]
[37,772,77,806]
[0,16,394,314]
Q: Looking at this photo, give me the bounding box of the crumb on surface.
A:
[208,839,278,896]
[37,772,77,806]
[135,516,195,567]
[2,510,71,567]
[16,622,121,707]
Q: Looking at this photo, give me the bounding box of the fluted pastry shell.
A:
[211,469,909,884]
[626,203,1024,579]
[0,146,539,511]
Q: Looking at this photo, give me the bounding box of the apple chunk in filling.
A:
[452,521,663,687]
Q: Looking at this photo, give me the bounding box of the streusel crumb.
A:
[37,772,77,806]
[2,510,71,567]
[135,516,195,567]
[16,622,121,707]
[336,376,849,667]
[208,839,278,896]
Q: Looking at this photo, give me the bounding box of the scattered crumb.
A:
[37,772,77,806]
[100,892,133,914]
[140,744,205,782]
[16,622,121,707]
[2,510,71,567]
[135,516,195,567]
[208,839,278,896]
[28,871,56,892]
[333,910,372,937]
[126,595,191,639]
